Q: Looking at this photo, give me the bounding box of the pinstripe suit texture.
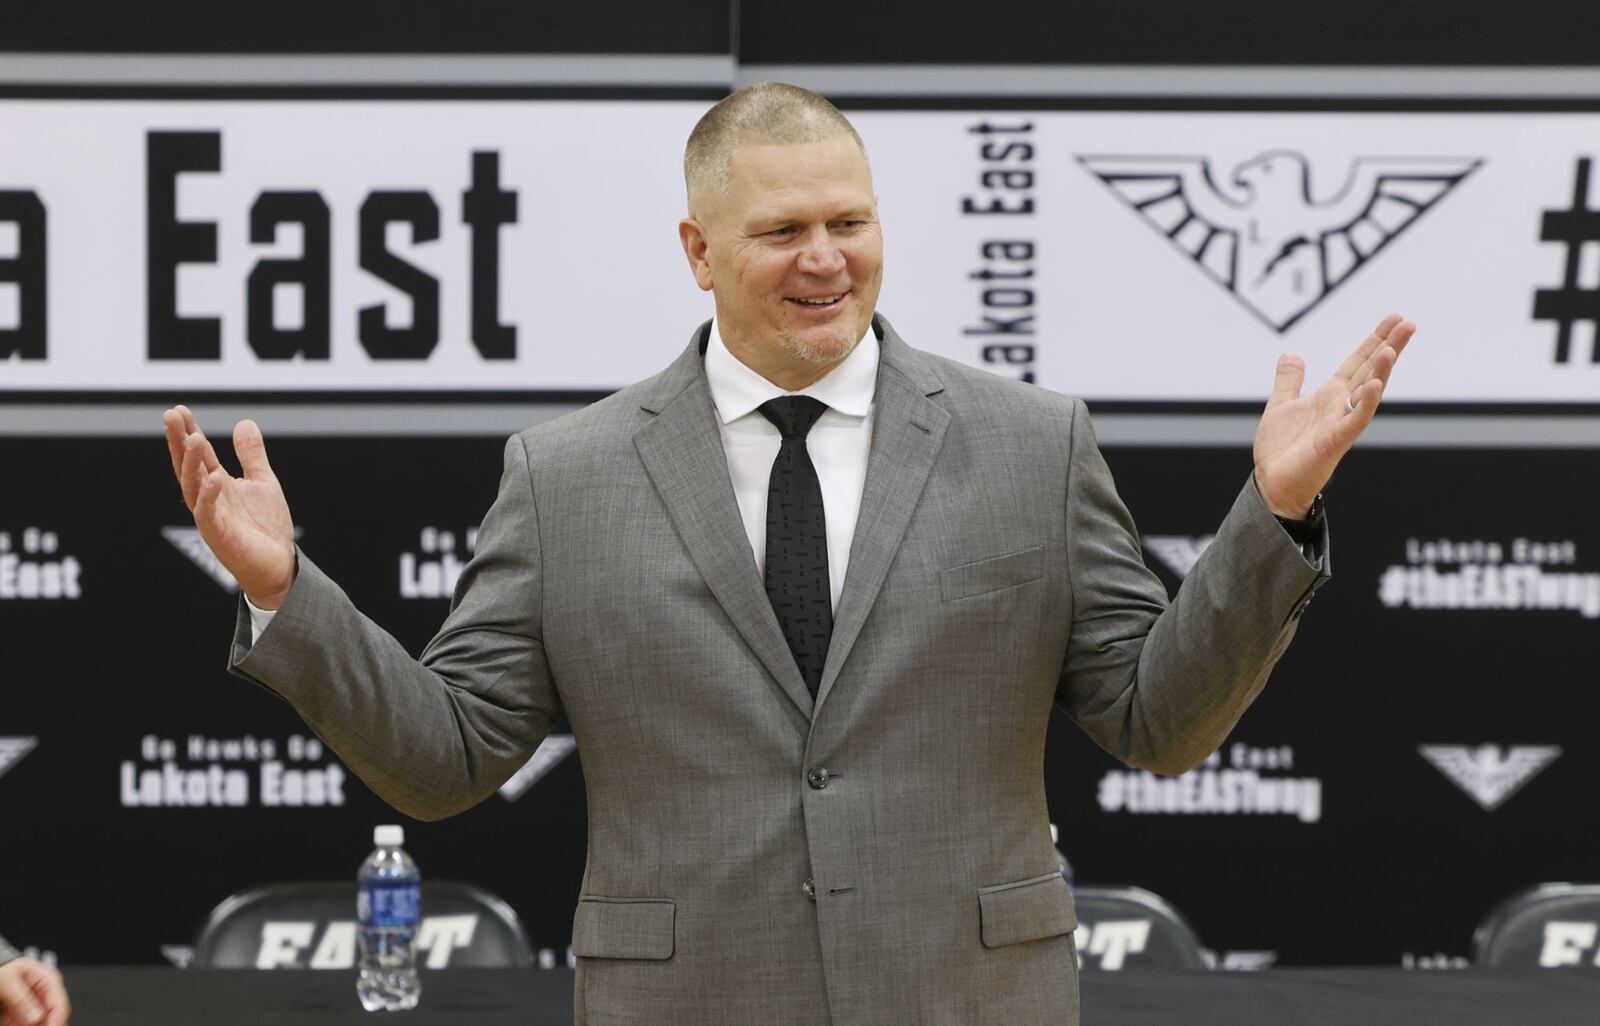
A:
[229,314,1327,1025]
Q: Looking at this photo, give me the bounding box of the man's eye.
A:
[769,226,799,238]
[832,221,863,230]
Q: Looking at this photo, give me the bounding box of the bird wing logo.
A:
[162,526,302,593]
[162,527,240,592]
[0,737,39,781]
[498,733,578,802]
[1078,152,1481,332]
[1143,535,1215,579]
[1216,950,1279,971]
[1419,744,1561,810]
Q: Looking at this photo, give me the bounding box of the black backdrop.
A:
[14,0,1600,63]
[3,436,1596,966]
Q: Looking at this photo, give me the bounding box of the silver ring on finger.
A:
[1344,394,1356,415]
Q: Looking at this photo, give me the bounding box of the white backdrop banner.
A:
[1,100,1597,401]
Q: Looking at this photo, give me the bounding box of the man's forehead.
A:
[726,138,873,218]
[740,178,873,220]
[728,138,870,188]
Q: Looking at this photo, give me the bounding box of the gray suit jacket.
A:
[231,314,1327,1025]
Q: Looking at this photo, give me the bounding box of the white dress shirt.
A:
[704,319,878,614]
[247,319,879,640]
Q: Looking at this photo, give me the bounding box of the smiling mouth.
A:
[787,292,848,307]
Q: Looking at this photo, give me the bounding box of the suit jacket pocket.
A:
[977,872,1077,949]
[571,896,676,960]
[939,545,1044,602]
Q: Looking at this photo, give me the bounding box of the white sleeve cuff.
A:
[245,596,278,644]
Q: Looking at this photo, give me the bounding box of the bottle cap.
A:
[374,824,404,847]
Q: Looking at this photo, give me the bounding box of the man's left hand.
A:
[1252,313,1415,518]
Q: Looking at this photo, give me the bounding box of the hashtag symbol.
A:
[1097,771,1125,812]
[1377,566,1406,607]
[1534,157,1600,365]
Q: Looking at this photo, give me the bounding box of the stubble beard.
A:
[778,322,862,367]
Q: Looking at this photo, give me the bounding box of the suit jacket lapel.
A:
[634,324,816,720]
[815,317,949,714]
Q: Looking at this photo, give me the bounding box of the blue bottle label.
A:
[359,882,421,927]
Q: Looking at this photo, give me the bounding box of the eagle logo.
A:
[162,526,239,592]
[1143,535,1216,579]
[1418,744,1561,811]
[0,737,38,782]
[1078,151,1482,331]
[162,525,302,593]
[498,733,578,802]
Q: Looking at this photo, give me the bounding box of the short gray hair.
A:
[684,82,867,209]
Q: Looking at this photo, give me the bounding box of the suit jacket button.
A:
[803,878,817,901]
[806,766,830,790]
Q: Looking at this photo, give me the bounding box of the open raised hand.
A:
[162,405,297,609]
[1252,314,1416,518]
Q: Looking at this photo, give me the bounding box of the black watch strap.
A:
[1274,493,1325,546]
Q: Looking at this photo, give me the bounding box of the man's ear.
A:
[678,218,715,292]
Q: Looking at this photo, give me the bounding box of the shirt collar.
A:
[704,318,879,425]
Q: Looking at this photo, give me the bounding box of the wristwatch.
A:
[1274,492,1325,546]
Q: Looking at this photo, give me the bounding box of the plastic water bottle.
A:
[357,824,421,1011]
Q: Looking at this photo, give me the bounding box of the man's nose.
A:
[795,226,846,275]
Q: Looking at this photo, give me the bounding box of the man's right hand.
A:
[162,405,298,609]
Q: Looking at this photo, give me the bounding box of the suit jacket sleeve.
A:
[227,434,560,820]
[1055,399,1328,775]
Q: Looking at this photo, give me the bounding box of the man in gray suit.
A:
[163,84,1411,1024]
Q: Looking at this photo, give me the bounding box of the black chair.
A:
[192,880,535,969]
[1473,883,1600,968]
[1070,885,1208,970]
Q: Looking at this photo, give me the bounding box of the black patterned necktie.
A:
[758,396,832,698]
